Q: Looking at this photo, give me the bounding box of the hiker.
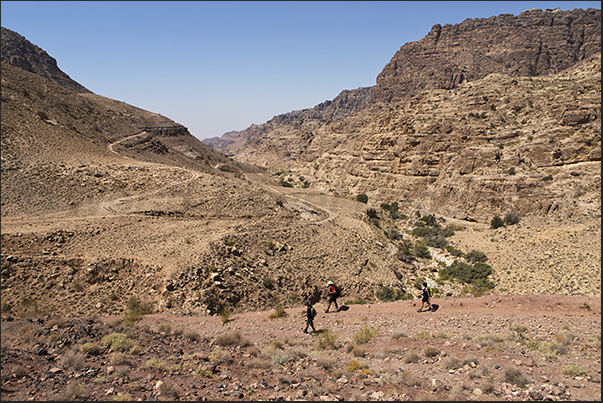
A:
[417,282,433,312]
[324,280,340,313]
[303,300,317,333]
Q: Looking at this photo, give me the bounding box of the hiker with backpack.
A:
[417,282,433,312]
[324,280,340,313]
[303,300,317,333]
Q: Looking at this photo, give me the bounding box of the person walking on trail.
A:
[417,282,433,312]
[324,280,340,313]
[303,300,317,333]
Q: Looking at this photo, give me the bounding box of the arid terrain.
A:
[1,9,601,401]
[1,293,600,401]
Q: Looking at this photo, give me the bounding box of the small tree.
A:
[356,193,368,203]
[490,215,505,229]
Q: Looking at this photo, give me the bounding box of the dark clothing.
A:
[422,287,431,302]
[306,305,315,325]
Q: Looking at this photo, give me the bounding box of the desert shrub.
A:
[279,179,293,187]
[353,327,378,345]
[345,296,368,305]
[426,235,448,249]
[562,364,588,378]
[490,215,505,229]
[124,296,154,325]
[158,323,172,334]
[208,347,232,364]
[110,352,131,366]
[80,342,101,356]
[356,193,368,203]
[392,331,409,340]
[316,328,338,350]
[196,366,214,377]
[396,238,414,262]
[375,286,410,302]
[414,330,438,340]
[504,212,521,225]
[465,250,488,263]
[346,359,369,374]
[414,244,431,259]
[446,245,464,257]
[351,345,366,357]
[438,260,495,291]
[272,351,292,366]
[315,353,337,370]
[442,356,462,370]
[60,350,86,372]
[424,345,440,358]
[126,296,154,314]
[60,382,87,400]
[101,333,136,353]
[183,329,199,340]
[542,175,553,181]
[157,378,183,400]
[111,392,132,401]
[219,302,232,324]
[503,367,529,387]
[419,214,439,227]
[509,323,528,340]
[403,351,420,363]
[394,370,422,387]
[269,303,287,319]
[36,111,49,120]
[387,229,402,240]
[366,208,378,219]
[215,331,251,347]
[262,276,275,289]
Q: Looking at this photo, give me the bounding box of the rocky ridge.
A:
[203,7,601,225]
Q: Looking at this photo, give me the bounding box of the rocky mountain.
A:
[1,27,91,94]
[0,14,600,324]
[204,7,601,224]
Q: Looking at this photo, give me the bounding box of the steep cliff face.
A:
[372,7,601,103]
[1,27,91,94]
[204,8,601,223]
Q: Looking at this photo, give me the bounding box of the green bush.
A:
[419,214,439,227]
[490,215,505,229]
[465,250,488,263]
[279,179,294,187]
[356,194,368,203]
[375,286,412,302]
[414,244,431,259]
[438,260,495,290]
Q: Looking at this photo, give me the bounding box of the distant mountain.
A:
[203,7,601,223]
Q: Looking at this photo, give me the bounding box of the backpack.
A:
[310,306,317,318]
[426,287,433,298]
[333,284,341,298]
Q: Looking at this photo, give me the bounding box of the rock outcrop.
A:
[372,7,601,103]
[1,26,91,93]
[204,7,601,224]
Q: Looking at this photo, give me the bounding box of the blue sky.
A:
[2,1,600,140]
